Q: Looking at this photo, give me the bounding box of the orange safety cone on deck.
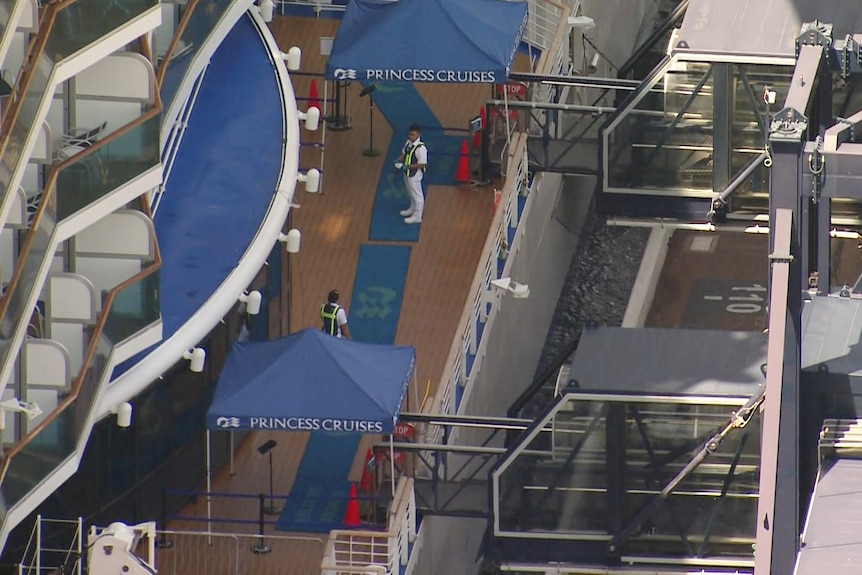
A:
[455,139,470,183]
[344,483,361,527]
[308,79,320,112]
[473,107,485,149]
[359,449,375,492]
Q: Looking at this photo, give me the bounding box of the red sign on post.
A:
[489,106,518,121]
[495,82,527,98]
[394,422,414,440]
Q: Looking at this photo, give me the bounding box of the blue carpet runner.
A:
[365,82,465,242]
[274,432,362,532]
[276,245,411,532]
[347,245,412,343]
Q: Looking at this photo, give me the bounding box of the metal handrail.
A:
[155,0,200,87]
[0,74,163,478]
[0,1,59,171]
[0,59,162,319]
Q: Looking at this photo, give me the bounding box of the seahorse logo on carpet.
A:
[353,286,397,319]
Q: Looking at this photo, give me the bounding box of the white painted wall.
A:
[76,210,154,256]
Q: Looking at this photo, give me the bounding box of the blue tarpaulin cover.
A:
[325,0,528,83]
[206,328,415,434]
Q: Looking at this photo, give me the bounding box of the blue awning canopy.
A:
[206,328,415,434]
[325,0,528,84]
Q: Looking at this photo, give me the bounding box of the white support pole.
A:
[35,515,41,575]
[389,434,396,496]
[504,88,511,151]
[320,79,327,195]
[206,430,212,543]
[412,371,419,412]
[76,516,83,573]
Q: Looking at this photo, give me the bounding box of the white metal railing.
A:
[422,0,568,449]
[508,0,570,52]
[277,0,396,16]
[17,516,82,575]
[321,477,417,575]
[153,64,209,216]
[423,132,528,450]
[150,529,324,575]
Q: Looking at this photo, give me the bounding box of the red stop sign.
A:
[495,82,527,98]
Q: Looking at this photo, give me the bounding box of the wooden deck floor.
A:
[163,15,498,574]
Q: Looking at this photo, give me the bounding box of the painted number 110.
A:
[703,284,766,314]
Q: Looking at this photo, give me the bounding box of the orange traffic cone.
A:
[343,483,361,527]
[359,449,375,492]
[308,79,320,112]
[473,107,485,149]
[455,139,470,183]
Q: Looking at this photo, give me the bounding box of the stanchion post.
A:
[229,431,235,476]
[481,103,491,182]
[251,494,271,554]
[157,488,174,549]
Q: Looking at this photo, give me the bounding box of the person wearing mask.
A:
[320,289,350,339]
[395,123,428,224]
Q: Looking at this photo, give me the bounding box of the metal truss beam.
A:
[485,99,621,115]
[379,414,546,518]
[507,72,653,92]
[824,109,862,150]
[371,441,506,518]
[812,150,862,199]
[806,110,862,200]
[485,98,613,175]
[399,412,534,430]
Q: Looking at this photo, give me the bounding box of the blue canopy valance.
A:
[206,328,415,434]
[325,0,528,84]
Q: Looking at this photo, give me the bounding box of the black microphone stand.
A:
[361,84,379,157]
[257,439,281,515]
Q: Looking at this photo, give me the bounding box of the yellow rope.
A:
[418,379,432,412]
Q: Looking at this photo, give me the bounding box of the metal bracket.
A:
[796,20,834,62]
[837,116,857,142]
[770,107,808,139]
[768,253,795,263]
[838,34,859,79]
[808,136,825,202]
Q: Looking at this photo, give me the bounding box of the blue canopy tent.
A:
[325,0,529,84]
[203,328,416,528]
[207,328,414,432]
